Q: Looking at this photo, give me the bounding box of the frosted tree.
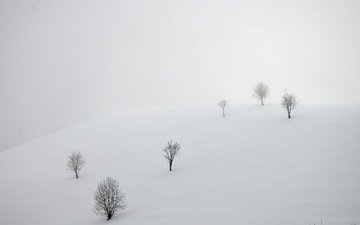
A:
[94,177,126,220]
[67,151,85,179]
[218,100,228,117]
[281,92,297,119]
[253,82,269,106]
[163,140,181,171]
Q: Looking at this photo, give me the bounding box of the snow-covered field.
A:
[0,105,359,225]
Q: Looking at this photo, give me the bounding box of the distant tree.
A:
[94,177,126,220]
[163,141,181,171]
[281,92,297,119]
[67,151,85,179]
[253,82,269,106]
[218,100,228,117]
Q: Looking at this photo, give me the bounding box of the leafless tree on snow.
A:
[281,91,297,119]
[218,100,228,117]
[253,82,269,106]
[163,140,181,171]
[94,177,126,220]
[67,151,85,179]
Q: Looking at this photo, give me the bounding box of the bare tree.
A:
[253,82,269,106]
[67,151,85,179]
[163,140,180,171]
[281,92,297,119]
[94,177,126,220]
[218,100,228,117]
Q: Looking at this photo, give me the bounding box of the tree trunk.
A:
[261,98,264,106]
[288,111,291,119]
[107,213,112,220]
[169,160,173,171]
[75,170,78,179]
[222,109,225,117]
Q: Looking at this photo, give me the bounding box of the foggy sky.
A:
[1,0,360,150]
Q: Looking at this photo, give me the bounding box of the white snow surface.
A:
[0,105,359,225]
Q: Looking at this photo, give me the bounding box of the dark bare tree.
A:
[253,82,269,106]
[163,140,180,171]
[218,100,228,117]
[94,177,126,220]
[281,92,297,119]
[67,151,85,179]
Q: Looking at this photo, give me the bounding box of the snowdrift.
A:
[0,105,359,225]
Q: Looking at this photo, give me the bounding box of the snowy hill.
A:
[0,105,359,225]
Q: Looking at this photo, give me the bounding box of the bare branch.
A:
[163,140,181,171]
[281,91,297,119]
[94,177,126,220]
[253,82,269,106]
[67,151,85,179]
[217,100,228,117]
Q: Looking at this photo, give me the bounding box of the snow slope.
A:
[0,105,359,225]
